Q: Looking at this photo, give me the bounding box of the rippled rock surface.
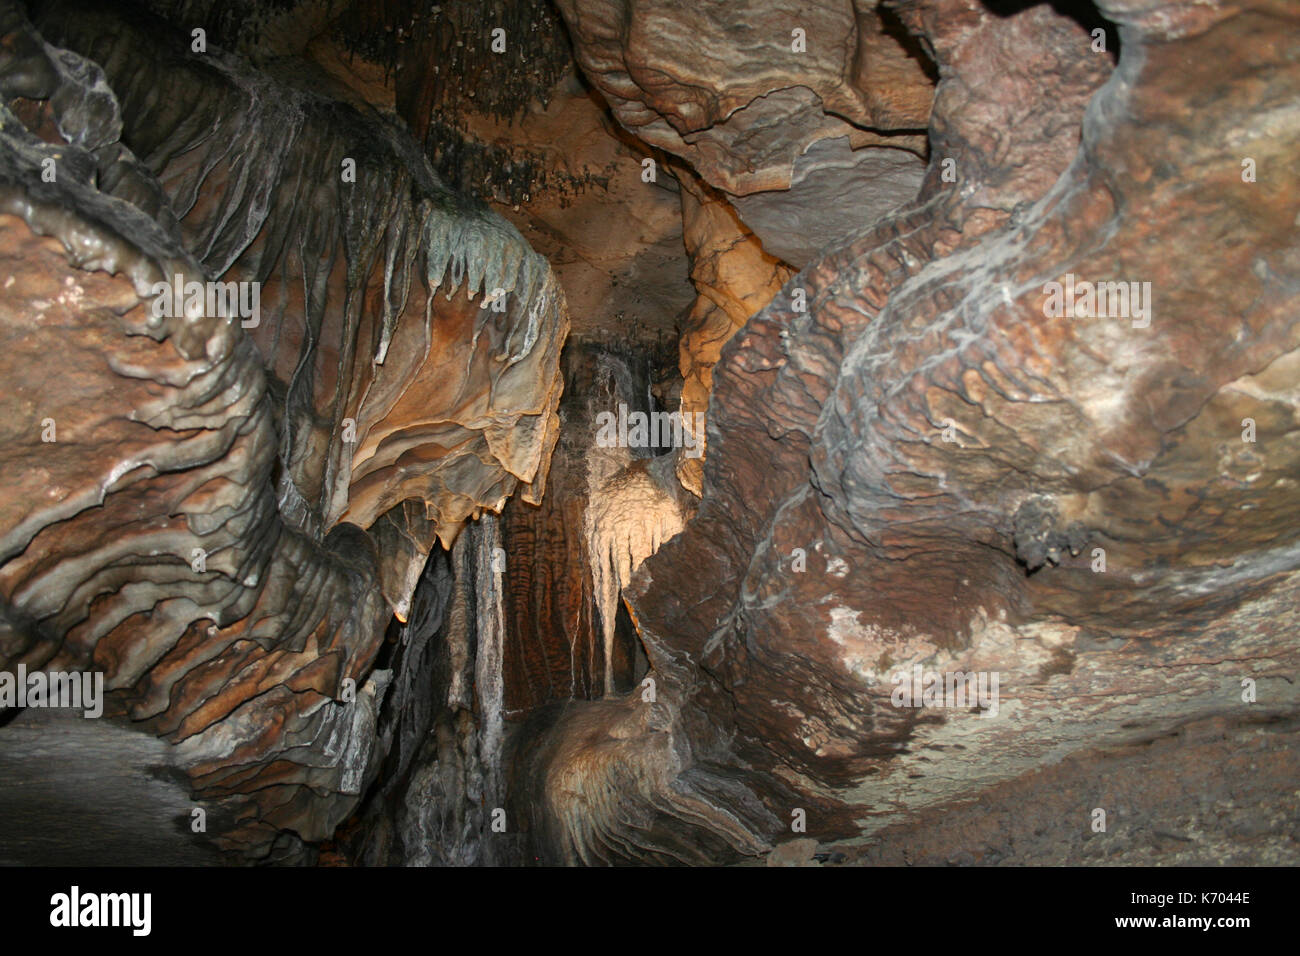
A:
[0,0,567,860]
[526,0,1300,863]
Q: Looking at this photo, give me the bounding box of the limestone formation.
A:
[1,0,1296,869]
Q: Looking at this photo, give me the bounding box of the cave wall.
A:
[520,0,1300,863]
[0,0,569,860]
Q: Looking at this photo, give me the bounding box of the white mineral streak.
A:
[473,513,507,814]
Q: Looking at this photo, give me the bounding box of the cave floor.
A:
[757,712,1300,866]
[0,709,223,867]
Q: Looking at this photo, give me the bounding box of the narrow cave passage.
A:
[0,0,1297,883]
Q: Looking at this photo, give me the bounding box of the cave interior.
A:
[0,0,1297,867]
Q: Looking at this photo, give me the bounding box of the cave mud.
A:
[0,0,1297,873]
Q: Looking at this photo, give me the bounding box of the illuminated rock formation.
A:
[2,0,1297,868]
[675,172,792,495]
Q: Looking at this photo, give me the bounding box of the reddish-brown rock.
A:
[0,0,569,860]
[526,0,1300,863]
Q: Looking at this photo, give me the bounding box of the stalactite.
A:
[335,0,572,126]
[582,354,692,696]
[419,115,608,206]
[585,456,687,695]
[33,1,569,552]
